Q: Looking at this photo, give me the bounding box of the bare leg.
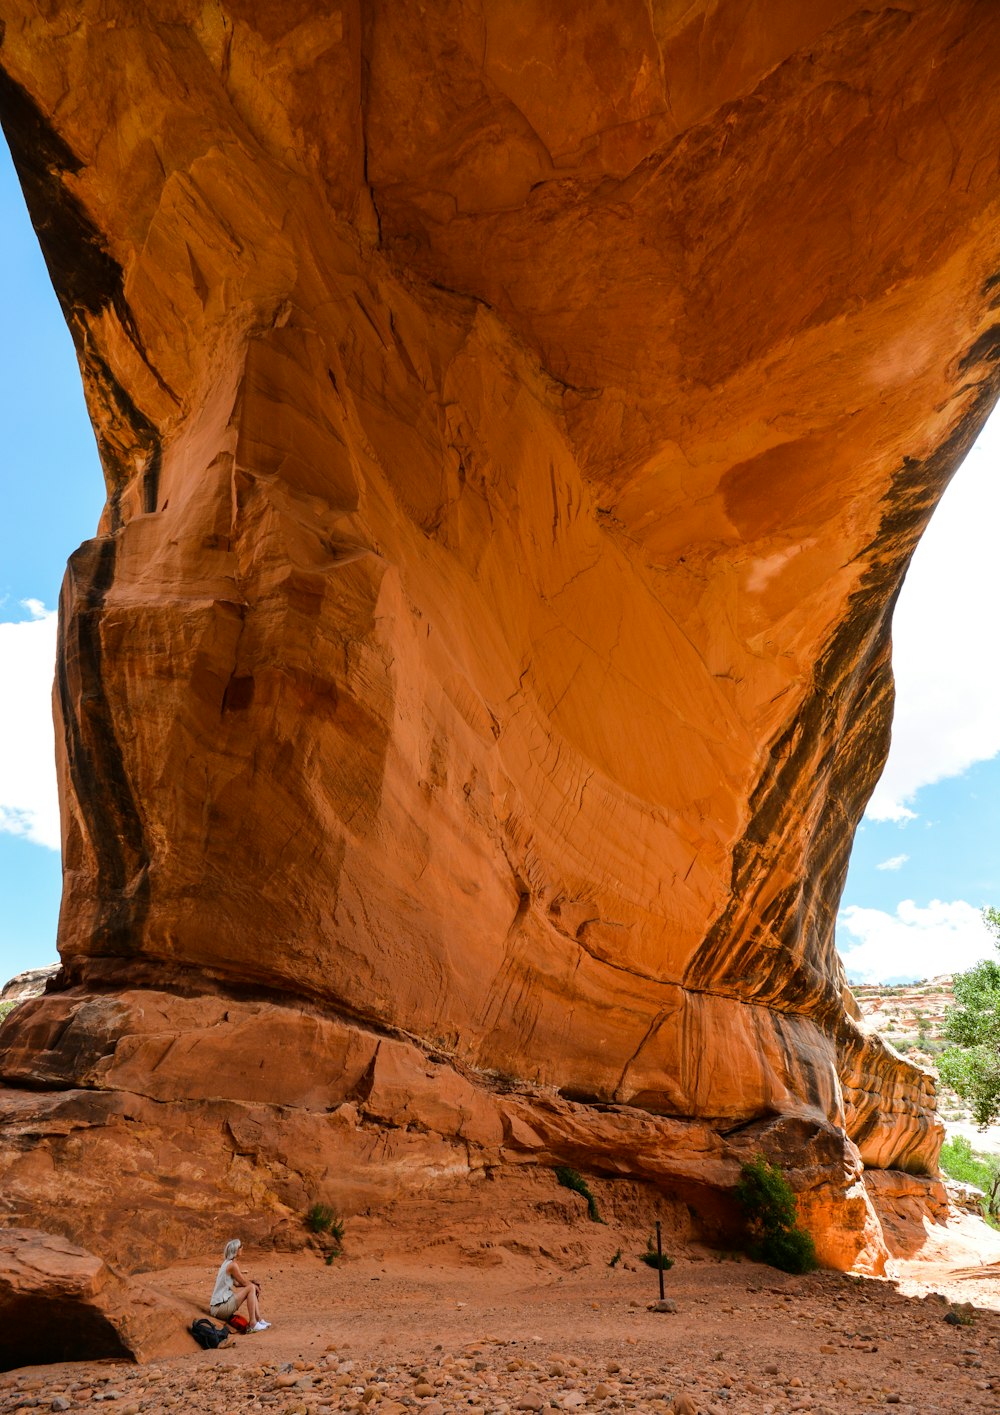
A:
[230,1284,259,1324]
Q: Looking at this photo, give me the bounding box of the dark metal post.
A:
[656,1221,664,1300]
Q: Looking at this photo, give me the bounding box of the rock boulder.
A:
[0,1228,196,1371]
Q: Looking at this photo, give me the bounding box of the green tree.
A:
[938,907,1000,1127]
[734,1156,816,1274]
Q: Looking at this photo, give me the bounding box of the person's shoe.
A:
[251,1320,271,1332]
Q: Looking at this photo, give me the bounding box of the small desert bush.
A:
[735,1156,816,1274]
[639,1234,673,1271]
[554,1165,603,1223]
[306,1204,345,1244]
[945,1303,975,1326]
[0,1000,17,1024]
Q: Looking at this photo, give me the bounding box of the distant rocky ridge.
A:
[0,965,59,1005]
[853,977,955,1048]
[856,976,1000,1159]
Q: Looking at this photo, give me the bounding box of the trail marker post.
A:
[656,1221,665,1301]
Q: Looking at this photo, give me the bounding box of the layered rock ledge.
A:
[2,0,999,1272]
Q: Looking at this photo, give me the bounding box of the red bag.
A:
[229,1314,249,1333]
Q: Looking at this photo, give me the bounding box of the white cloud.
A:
[838,898,995,983]
[866,416,1000,820]
[875,853,909,871]
[870,800,916,825]
[0,600,60,849]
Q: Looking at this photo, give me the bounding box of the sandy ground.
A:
[3,1215,1000,1415]
[942,1119,1000,1158]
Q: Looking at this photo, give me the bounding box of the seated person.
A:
[209,1238,270,1332]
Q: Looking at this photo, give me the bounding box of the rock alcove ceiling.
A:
[1,0,1000,1275]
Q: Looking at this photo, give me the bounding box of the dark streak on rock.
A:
[684,345,1000,1038]
[358,4,382,246]
[958,324,1000,373]
[222,675,256,712]
[0,60,163,522]
[56,538,150,955]
[0,62,120,319]
[0,49,163,968]
[84,347,163,525]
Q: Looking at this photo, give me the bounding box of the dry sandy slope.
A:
[3,1209,1000,1415]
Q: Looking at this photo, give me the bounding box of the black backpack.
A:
[190,1318,230,1349]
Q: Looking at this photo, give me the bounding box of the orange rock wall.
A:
[1,0,999,1267]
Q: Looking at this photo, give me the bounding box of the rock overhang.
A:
[0,0,997,1271]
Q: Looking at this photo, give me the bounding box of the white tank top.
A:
[211,1259,235,1307]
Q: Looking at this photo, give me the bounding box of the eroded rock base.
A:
[0,1230,196,1372]
[0,983,891,1275]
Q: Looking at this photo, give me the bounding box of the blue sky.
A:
[838,759,1000,983]
[0,133,997,988]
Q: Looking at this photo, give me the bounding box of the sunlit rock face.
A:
[1,0,998,1269]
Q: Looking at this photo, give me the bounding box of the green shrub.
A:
[734,1156,816,1274]
[639,1234,673,1271]
[0,1000,17,1024]
[735,1156,796,1231]
[306,1204,345,1243]
[306,1203,334,1233]
[554,1166,603,1223]
[939,1135,1000,1226]
[939,1134,983,1185]
[757,1227,816,1274]
[608,1249,622,1268]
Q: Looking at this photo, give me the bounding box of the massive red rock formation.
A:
[2,1,999,1272]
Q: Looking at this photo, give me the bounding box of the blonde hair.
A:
[224,1239,242,1260]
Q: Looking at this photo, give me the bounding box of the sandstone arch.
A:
[2,0,999,1271]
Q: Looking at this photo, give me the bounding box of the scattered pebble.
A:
[1,1250,997,1415]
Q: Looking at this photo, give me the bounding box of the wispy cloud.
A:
[875,853,909,872]
[0,600,59,850]
[838,899,995,983]
[866,419,1000,820]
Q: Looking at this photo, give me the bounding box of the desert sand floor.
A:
[3,1216,1000,1415]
